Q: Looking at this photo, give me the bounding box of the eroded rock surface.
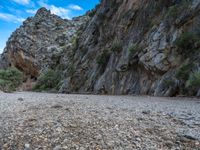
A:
[0,7,89,77]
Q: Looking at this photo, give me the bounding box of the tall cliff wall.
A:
[1,0,200,96]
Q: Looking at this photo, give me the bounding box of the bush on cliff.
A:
[33,69,62,92]
[175,32,200,57]
[186,71,200,88]
[0,67,23,92]
[128,44,142,58]
[96,49,111,67]
[176,63,194,81]
[165,1,189,19]
[111,40,123,53]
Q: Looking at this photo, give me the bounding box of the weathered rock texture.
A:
[1,0,200,96]
[0,7,89,77]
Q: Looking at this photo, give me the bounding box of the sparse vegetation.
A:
[165,1,189,18]
[163,79,176,88]
[186,71,200,87]
[111,40,123,53]
[128,44,142,58]
[56,64,66,71]
[175,32,200,56]
[0,67,23,92]
[96,49,111,67]
[33,69,62,92]
[59,42,65,47]
[67,64,75,76]
[71,35,79,50]
[80,46,88,56]
[166,5,179,18]
[88,4,100,17]
[176,63,194,81]
[88,9,96,18]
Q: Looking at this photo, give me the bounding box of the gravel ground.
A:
[0,92,200,150]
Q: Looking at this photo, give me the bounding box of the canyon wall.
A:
[1,0,200,96]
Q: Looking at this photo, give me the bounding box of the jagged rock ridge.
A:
[0,7,89,77]
[1,0,200,96]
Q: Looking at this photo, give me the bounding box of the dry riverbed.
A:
[0,92,200,150]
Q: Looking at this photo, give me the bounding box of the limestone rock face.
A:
[1,1,200,96]
[0,7,89,77]
[59,0,200,96]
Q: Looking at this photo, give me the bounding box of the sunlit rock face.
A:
[0,7,89,77]
[1,1,200,96]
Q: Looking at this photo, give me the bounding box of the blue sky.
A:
[0,0,100,53]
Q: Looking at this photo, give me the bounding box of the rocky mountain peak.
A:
[0,7,89,78]
[35,7,51,17]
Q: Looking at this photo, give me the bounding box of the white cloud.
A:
[0,13,25,23]
[26,9,37,14]
[11,0,30,5]
[48,5,71,19]
[38,0,71,19]
[68,4,83,11]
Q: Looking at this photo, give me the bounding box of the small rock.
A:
[184,134,197,140]
[51,104,63,109]
[142,110,151,115]
[135,137,142,142]
[53,145,61,150]
[18,97,24,101]
[164,141,174,148]
[24,143,30,150]
[65,108,70,111]
[3,143,8,149]
[62,138,69,144]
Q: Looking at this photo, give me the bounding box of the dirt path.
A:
[0,92,200,150]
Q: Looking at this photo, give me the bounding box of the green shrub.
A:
[0,79,14,91]
[175,32,200,56]
[186,72,200,87]
[165,1,189,18]
[164,79,176,88]
[166,5,179,18]
[111,40,123,52]
[0,67,23,92]
[176,63,194,81]
[175,32,200,58]
[96,49,111,67]
[33,69,62,92]
[88,9,96,18]
[88,4,100,17]
[59,42,65,47]
[128,44,142,57]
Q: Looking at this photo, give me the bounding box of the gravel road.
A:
[0,92,200,150]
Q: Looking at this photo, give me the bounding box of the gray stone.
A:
[24,143,30,150]
[53,145,61,150]
[18,98,24,101]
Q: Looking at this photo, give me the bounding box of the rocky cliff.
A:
[1,0,200,96]
[0,7,89,77]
